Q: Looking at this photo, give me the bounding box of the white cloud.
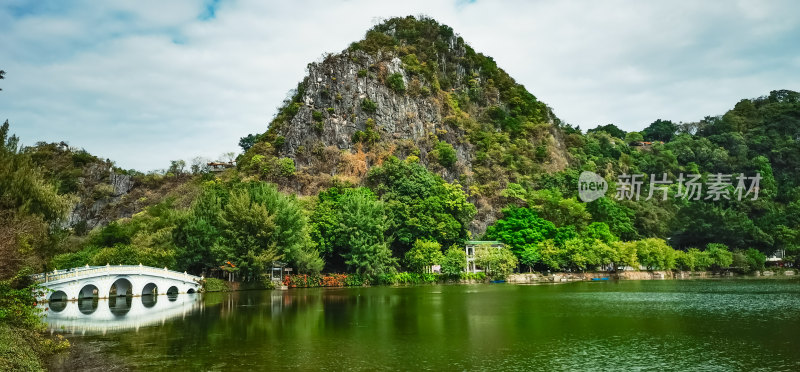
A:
[0,0,798,170]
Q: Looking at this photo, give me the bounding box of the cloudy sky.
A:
[1,0,798,171]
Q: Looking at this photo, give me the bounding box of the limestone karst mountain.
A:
[238,16,572,230]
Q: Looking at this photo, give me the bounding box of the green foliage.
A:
[239,133,260,151]
[583,222,618,244]
[526,189,592,229]
[474,245,518,279]
[1,121,73,278]
[312,110,324,122]
[352,118,380,145]
[484,206,556,258]
[635,238,676,271]
[387,73,405,93]
[380,272,439,285]
[588,124,626,139]
[706,243,734,271]
[367,157,476,255]
[642,119,678,142]
[0,270,42,329]
[586,198,638,240]
[518,244,541,271]
[440,245,466,275]
[404,239,443,273]
[0,323,69,371]
[433,140,457,168]
[202,277,231,292]
[213,182,320,279]
[459,272,486,281]
[361,98,377,113]
[335,188,397,278]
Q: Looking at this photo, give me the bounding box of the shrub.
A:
[404,239,443,273]
[459,272,486,281]
[282,273,368,287]
[434,141,457,168]
[706,243,733,271]
[357,69,368,78]
[474,246,518,279]
[278,157,295,176]
[387,73,405,93]
[361,98,377,113]
[203,277,231,292]
[312,110,324,122]
[441,245,466,275]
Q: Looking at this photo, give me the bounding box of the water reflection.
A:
[41,294,202,335]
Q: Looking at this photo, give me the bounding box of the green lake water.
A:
[45,279,800,371]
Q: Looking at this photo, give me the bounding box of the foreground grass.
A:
[0,323,69,371]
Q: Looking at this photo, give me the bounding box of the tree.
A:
[526,189,591,229]
[0,121,72,278]
[642,119,678,142]
[367,157,475,255]
[336,189,397,278]
[214,182,321,279]
[0,69,4,91]
[474,245,518,279]
[586,198,638,241]
[404,239,443,273]
[538,240,565,271]
[484,206,557,259]
[168,159,186,176]
[433,141,457,168]
[706,243,733,271]
[518,244,540,272]
[239,134,259,151]
[582,222,618,244]
[173,190,223,274]
[190,157,209,174]
[625,131,644,143]
[635,238,676,270]
[562,237,605,272]
[588,123,626,139]
[440,245,466,275]
[612,241,639,271]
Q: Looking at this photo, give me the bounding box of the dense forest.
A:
[2,17,799,293]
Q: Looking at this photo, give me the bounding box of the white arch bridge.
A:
[32,265,203,302]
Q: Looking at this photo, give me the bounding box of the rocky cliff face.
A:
[64,164,136,232]
[240,16,572,234]
[28,142,195,234]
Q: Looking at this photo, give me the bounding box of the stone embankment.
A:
[506,270,796,283]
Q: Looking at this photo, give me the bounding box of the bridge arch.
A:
[49,290,68,303]
[109,296,132,316]
[166,286,179,295]
[142,294,157,308]
[187,288,196,294]
[111,277,133,297]
[78,298,98,315]
[142,282,158,296]
[79,284,99,300]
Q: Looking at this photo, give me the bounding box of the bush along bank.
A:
[0,271,70,371]
[201,276,276,292]
[282,272,487,288]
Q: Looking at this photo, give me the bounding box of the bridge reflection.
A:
[41,293,203,335]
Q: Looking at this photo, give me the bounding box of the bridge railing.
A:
[31,265,202,284]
